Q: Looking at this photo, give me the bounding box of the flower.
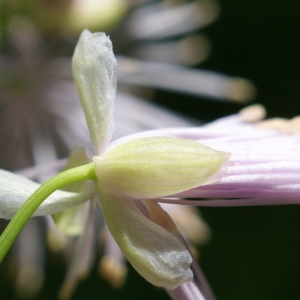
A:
[2,3,253,296]
[126,104,300,207]
[1,2,256,298]
[71,29,231,290]
[1,30,300,300]
[0,30,230,300]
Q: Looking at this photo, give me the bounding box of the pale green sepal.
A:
[52,147,92,236]
[0,169,96,220]
[98,186,193,289]
[59,147,91,193]
[72,30,117,155]
[93,136,231,199]
[51,202,90,236]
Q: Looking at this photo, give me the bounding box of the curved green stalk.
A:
[0,162,97,262]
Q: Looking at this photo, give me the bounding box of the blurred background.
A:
[1,0,300,299]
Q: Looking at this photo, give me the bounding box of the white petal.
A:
[0,169,95,219]
[72,30,117,154]
[98,187,193,289]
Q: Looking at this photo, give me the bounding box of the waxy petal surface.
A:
[72,30,117,155]
[98,186,193,289]
[94,136,230,199]
[0,169,95,219]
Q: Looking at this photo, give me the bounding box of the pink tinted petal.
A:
[166,282,206,300]
[155,197,300,207]
[124,111,300,206]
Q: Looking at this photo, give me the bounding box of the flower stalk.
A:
[0,162,96,262]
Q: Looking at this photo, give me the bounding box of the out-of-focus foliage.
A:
[2,0,128,36]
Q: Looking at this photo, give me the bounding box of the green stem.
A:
[0,162,97,263]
